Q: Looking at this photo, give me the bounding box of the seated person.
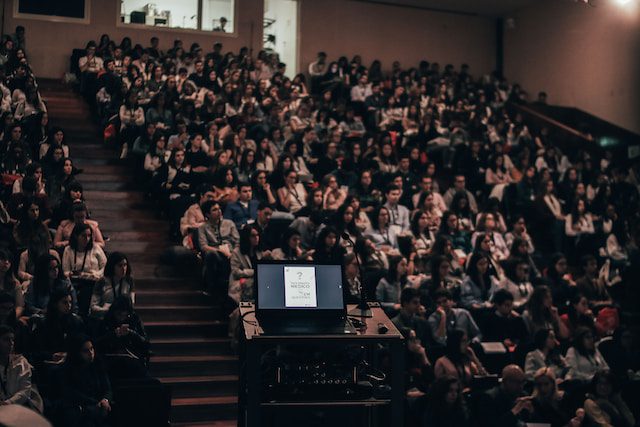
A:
[560,293,603,339]
[392,287,430,345]
[179,190,215,249]
[528,367,584,427]
[62,223,107,282]
[25,254,77,317]
[483,289,529,349]
[583,370,635,427]
[223,182,259,228]
[31,289,84,367]
[198,201,239,298]
[17,236,60,286]
[270,228,313,261]
[459,252,493,311]
[95,296,149,379]
[576,255,613,309]
[276,169,307,215]
[496,258,534,310]
[383,184,410,231]
[343,253,363,304]
[524,328,568,381]
[428,289,481,347]
[364,206,399,252]
[90,252,134,319]
[61,335,112,427]
[422,376,471,427]
[565,327,609,383]
[54,203,105,249]
[476,365,529,427]
[434,329,487,390]
[376,255,408,316]
[0,249,25,318]
[0,325,43,412]
[228,224,271,304]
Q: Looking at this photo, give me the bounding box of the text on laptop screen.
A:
[257,264,344,310]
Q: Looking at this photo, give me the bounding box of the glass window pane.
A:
[121,0,199,30]
[201,0,235,33]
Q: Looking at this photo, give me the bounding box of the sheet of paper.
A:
[284,266,318,308]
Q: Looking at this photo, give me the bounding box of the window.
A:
[120,0,235,33]
[201,0,235,33]
[14,0,90,24]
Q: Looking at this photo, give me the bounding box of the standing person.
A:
[0,324,43,411]
[198,201,239,299]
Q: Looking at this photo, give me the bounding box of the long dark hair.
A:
[69,223,93,251]
[239,224,261,256]
[104,252,132,279]
[279,228,301,258]
[334,201,359,236]
[385,255,406,283]
[370,205,390,230]
[0,249,17,291]
[527,286,553,326]
[573,326,596,357]
[45,288,72,324]
[466,252,490,297]
[427,376,464,414]
[32,254,64,297]
[445,329,469,364]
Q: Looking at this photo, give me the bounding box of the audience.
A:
[0,27,636,425]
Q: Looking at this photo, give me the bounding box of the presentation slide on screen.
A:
[284,266,318,308]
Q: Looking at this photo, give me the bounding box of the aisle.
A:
[39,79,238,426]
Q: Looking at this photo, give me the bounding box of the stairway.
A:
[39,80,238,427]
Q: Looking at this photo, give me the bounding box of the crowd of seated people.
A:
[0,29,147,426]
[73,33,640,426]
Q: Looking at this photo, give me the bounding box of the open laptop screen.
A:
[256,262,344,311]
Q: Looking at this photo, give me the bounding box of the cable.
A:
[241,310,258,326]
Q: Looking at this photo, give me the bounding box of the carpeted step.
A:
[146,320,229,340]
[170,396,238,423]
[150,355,238,377]
[151,337,231,357]
[159,375,238,398]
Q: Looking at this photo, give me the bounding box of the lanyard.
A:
[73,249,89,273]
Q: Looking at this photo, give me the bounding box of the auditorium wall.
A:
[298,0,497,77]
[2,0,263,79]
[504,0,640,134]
[2,0,497,82]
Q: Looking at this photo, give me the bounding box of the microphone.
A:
[343,232,372,318]
[341,232,354,245]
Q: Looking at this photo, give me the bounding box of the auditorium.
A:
[0,0,638,426]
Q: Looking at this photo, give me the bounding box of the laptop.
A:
[255,261,356,335]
